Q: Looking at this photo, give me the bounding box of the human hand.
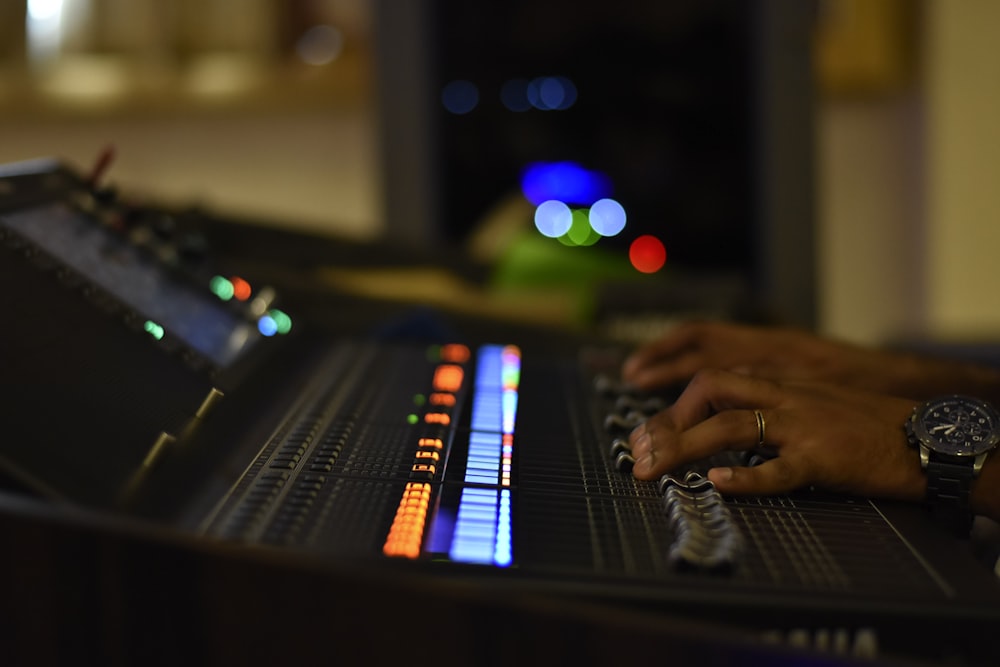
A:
[628,369,926,502]
[621,321,1000,403]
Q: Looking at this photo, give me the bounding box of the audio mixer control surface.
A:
[2,158,1000,666]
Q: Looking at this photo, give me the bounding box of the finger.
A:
[708,457,806,497]
[631,408,770,480]
[628,353,709,392]
[621,323,704,381]
[669,369,783,429]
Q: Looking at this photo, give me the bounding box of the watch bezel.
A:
[908,394,1000,458]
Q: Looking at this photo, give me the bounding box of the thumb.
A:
[708,459,801,497]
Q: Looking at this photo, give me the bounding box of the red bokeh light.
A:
[629,235,667,273]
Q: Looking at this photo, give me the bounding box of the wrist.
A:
[890,353,1000,403]
[971,450,1000,523]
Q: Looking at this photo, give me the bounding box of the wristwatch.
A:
[905,395,1000,535]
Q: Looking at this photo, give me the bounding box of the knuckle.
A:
[688,367,726,390]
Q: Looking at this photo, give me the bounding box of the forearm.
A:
[881,352,1000,404]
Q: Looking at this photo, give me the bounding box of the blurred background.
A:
[0,0,998,348]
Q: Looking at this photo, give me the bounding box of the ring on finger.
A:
[753,409,766,446]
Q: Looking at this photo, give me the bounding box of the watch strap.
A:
[924,457,975,536]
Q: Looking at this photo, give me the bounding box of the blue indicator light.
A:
[502,391,518,434]
[449,345,521,566]
[521,161,612,206]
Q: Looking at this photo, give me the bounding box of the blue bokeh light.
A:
[521,161,613,206]
[258,315,278,337]
[533,200,573,238]
[441,79,479,114]
[526,76,577,110]
[588,198,627,236]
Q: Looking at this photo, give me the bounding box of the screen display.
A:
[1,202,261,367]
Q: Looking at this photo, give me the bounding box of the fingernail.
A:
[710,467,733,483]
[631,432,651,455]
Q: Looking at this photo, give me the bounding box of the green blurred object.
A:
[490,232,663,325]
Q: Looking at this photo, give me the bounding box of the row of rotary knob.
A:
[594,374,743,572]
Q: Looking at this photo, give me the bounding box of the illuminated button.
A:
[143,320,165,340]
[418,438,443,449]
[433,365,464,392]
[258,315,279,337]
[410,463,436,480]
[441,344,471,363]
[268,309,293,335]
[415,450,439,462]
[230,276,252,301]
[210,275,235,301]
[425,413,451,425]
[430,393,456,407]
[383,483,431,559]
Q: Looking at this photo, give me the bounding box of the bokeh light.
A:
[442,79,479,114]
[258,315,278,337]
[210,275,235,301]
[559,209,600,247]
[521,161,612,206]
[230,276,252,301]
[534,200,573,238]
[629,235,667,273]
[526,76,577,110]
[588,198,627,237]
[296,24,344,66]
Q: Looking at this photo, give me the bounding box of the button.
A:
[604,412,645,433]
[609,438,631,458]
[614,451,635,473]
[614,395,667,415]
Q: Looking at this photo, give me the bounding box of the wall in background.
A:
[4,1,1000,345]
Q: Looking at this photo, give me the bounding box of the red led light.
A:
[629,235,667,274]
[230,276,252,301]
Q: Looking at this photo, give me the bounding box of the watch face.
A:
[912,395,1000,457]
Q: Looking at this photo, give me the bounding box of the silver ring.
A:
[753,410,766,446]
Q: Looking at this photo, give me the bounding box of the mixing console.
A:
[3,158,999,665]
[201,339,960,609]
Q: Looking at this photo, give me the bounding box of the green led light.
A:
[426,345,442,362]
[268,309,293,335]
[210,275,235,301]
[143,320,165,340]
[407,414,419,425]
[413,394,426,406]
